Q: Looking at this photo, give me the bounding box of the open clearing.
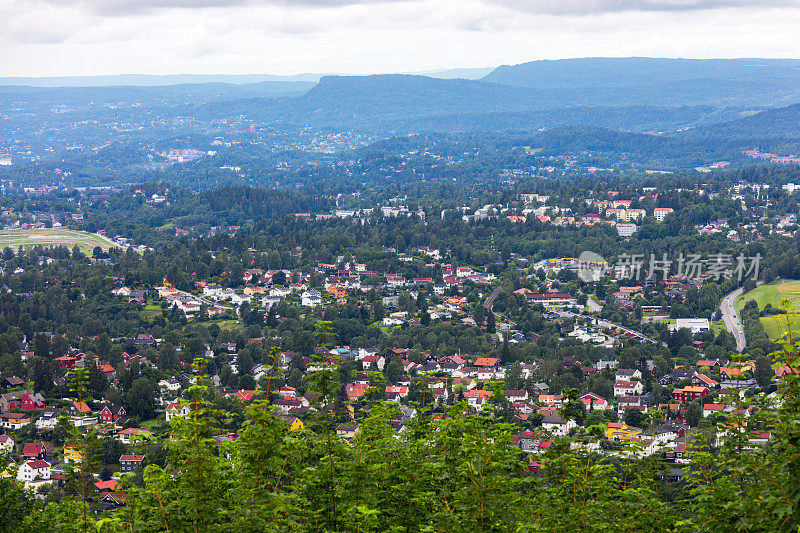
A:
[736,280,800,340]
[0,228,118,255]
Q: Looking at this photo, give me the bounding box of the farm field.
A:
[736,280,800,340]
[0,228,117,254]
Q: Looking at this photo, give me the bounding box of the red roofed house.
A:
[70,401,92,415]
[95,479,118,492]
[474,358,501,380]
[696,359,719,370]
[703,403,726,417]
[580,392,610,410]
[527,460,543,474]
[117,428,154,445]
[673,386,709,402]
[120,454,146,472]
[277,386,297,397]
[17,459,51,482]
[224,390,257,402]
[22,441,47,461]
[165,403,192,422]
[613,380,643,397]
[345,383,369,401]
[385,386,409,400]
[720,366,749,380]
[55,356,77,369]
[463,389,493,408]
[99,404,127,424]
[20,393,46,410]
[99,363,116,379]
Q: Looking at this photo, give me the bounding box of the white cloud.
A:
[0,0,799,76]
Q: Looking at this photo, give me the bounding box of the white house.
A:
[541,415,577,437]
[117,428,154,445]
[615,369,643,381]
[262,295,283,309]
[165,403,192,422]
[597,360,619,371]
[230,293,252,306]
[301,290,322,307]
[35,409,60,430]
[270,287,292,298]
[0,433,14,452]
[202,284,223,297]
[158,379,181,392]
[17,460,51,482]
[614,380,644,397]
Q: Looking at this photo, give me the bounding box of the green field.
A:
[207,319,243,331]
[736,280,800,340]
[142,303,163,320]
[0,229,117,254]
[378,324,400,336]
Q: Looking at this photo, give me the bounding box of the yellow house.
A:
[336,423,359,440]
[243,286,267,296]
[606,422,642,442]
[288,417,304,431]
[278,415,304,431]
[64,446,83,464]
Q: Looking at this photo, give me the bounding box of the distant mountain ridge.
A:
[0,67,492,88]
[199,65,800,133]
[0,73,324,87]
[7,58,800,141]
[483,57,800,89]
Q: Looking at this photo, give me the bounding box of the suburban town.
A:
[2,7,800,526]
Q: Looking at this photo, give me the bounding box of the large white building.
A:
[672,318,710,334]
[653,207,674,222]
[616,223,638,238]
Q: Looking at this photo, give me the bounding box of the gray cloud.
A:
[489,0,800,15]
[42,0,800,17]
[46,0,408,17]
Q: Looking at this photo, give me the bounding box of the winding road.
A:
[719,287,746,352]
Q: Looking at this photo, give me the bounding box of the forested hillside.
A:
[484,57,800,107]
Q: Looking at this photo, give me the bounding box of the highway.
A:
[719,287,746,352]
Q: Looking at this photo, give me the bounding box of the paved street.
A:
[720,288,746,352]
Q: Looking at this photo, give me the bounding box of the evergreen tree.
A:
[32,356,53,392]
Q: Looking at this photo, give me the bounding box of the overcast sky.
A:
[2,0,799,77]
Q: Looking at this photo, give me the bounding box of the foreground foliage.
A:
[6,332,800,532]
